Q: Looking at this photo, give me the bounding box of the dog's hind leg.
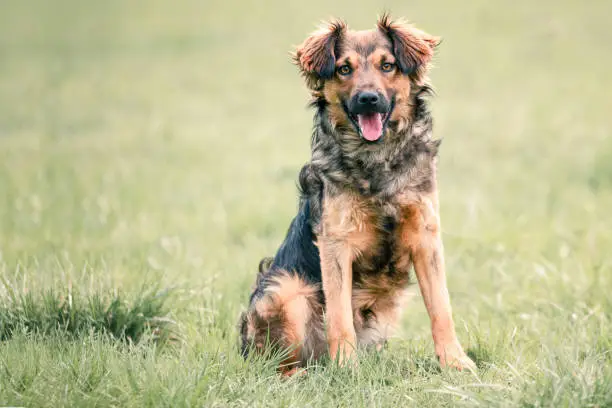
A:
[240,270,324,375]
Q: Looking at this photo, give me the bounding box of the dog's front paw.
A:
[436,341,476,372]
[329,331,358,367]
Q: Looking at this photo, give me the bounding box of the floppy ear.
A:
[294,19,346,90]
[377,14,440,82]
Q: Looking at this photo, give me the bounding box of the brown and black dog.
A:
[239,14,476,376]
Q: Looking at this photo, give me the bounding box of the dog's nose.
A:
[357,92,379,105]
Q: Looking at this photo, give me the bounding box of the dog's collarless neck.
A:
[311,118,437,198]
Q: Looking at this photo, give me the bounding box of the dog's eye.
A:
[337,65,352,76]
[381,62,395,72]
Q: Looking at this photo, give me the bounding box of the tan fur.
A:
[319,192,378,363]
[396,192,475,370]
[296,20,346,73]
[387,74,413,134]
[294,19,347,92]
[245,271,325,373]
[377,15,441,85]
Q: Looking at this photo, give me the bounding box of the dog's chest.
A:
[348,139,438,199]
[351,199,413,287]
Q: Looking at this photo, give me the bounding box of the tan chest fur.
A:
[319,189,440,342]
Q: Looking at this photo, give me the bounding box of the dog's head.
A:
[294,14,439,142]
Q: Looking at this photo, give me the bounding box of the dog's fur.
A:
[239,14,475,376]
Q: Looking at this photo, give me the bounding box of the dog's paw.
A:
[329,332,358,367]
[436,342,477,372]
[281,367,308,377]
[339,349,359,369]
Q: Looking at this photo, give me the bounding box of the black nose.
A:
[357,92,379,105]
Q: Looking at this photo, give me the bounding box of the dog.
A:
[239,14,476,376]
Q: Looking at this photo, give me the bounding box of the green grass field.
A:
[1,0,612,406]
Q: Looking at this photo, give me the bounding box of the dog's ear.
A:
[377,14,440,82]
[294,19,346,89]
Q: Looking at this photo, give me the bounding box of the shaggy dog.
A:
[239,14,475,376]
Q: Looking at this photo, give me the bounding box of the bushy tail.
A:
[258,257,274,274]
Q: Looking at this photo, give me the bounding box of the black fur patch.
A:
[270,199,321,285]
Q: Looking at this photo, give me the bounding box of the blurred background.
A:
[1,0,612,405]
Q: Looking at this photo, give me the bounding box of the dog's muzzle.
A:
[345,91,393,142]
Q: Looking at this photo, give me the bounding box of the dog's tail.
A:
[255,257,274,287]
[258,257,274,275]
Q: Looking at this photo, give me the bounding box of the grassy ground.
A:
[1,0,611,406]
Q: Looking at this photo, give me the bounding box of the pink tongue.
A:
[357,113,383,141]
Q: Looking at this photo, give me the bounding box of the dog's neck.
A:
[309,85,439,199]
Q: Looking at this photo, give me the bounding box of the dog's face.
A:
[295,15,439,142]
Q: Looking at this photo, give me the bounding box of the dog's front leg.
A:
[402,194,476,371]
[319,237,356,364]
[318,192,373,365]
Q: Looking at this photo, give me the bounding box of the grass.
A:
[0,285,174,344]
[1,0,611,406]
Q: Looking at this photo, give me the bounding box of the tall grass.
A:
[0,284,174,345]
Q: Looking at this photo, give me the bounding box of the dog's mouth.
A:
[343,99,395,142]
[353,112,386,141]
